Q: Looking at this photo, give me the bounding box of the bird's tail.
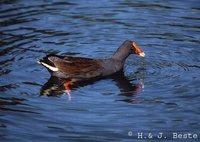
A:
[37,54,58,72]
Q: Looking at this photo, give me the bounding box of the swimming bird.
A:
[38,40,145,91]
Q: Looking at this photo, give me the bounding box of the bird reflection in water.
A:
[40,71,144,102]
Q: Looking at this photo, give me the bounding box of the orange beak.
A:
[132,42,145,57]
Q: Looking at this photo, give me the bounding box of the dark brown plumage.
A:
[38,40,145,82]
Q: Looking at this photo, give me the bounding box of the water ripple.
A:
[0,0,200,141]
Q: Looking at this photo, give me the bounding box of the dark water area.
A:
[0,0,200,141]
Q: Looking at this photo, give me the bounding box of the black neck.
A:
[112,40,132,62]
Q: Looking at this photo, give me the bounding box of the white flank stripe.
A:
[37,61,41,64]
[40,62,58,71]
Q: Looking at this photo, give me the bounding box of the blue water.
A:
[0,0,200,141]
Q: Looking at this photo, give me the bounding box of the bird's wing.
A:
[48,56,104,79]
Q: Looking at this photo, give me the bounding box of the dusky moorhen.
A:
[38,40,145,91]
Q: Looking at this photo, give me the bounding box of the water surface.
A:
[0,0,200,141]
